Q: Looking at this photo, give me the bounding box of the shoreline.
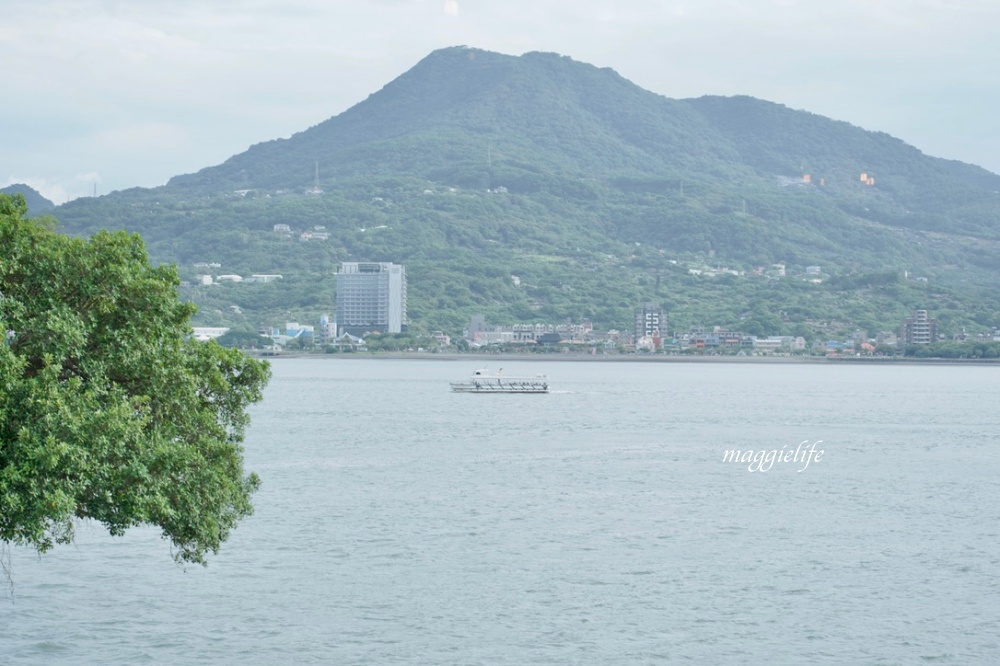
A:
[251,351,1000,366]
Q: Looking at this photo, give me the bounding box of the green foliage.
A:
[0,194,270,564]
[904,341,1000,359]
[215,325,273,349]
[363,332,439,352]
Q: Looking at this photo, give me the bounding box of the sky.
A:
[3,0,998,204]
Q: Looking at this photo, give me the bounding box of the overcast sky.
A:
[3,0,998,204]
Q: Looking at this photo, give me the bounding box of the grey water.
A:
[4,359,999,664]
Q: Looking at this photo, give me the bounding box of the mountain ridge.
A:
[168,47,999,189]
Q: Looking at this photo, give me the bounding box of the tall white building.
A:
[335,262,407,335]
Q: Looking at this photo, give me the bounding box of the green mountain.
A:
[1,184,55,217]
[50,47,1000,338]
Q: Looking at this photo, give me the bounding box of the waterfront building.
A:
[900,309,938,345]
[191,327,230,341]
[468,315,487,341]
[335,262,407,335]
[634,303,664,345]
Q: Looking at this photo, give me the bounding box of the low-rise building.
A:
[191,327,229,342]
[244,274,283,284]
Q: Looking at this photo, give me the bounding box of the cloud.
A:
[3,0,999,203]
[93,123,194,155]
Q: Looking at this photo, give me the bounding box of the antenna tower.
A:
[307,160,323,195]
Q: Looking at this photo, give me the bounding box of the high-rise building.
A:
[335,262,407,335]
[634,302,665,344]
[900,309,937,345]
[468,315,487,341]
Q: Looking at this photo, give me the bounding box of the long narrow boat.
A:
[450,368,549,394]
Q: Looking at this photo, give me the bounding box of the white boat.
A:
[450,368,549,393]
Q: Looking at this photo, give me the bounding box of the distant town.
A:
[187,261,1000,359]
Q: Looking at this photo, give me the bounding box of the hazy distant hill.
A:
[1,183,55,217]
[164,47,1000,234]
[167,49,744,192]
[51,47,1000,336]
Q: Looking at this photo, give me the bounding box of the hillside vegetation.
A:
[50,47,1000,337]
[1,184,55,217]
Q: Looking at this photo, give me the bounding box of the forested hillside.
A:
[51,47,1000,337]
[0,184,55,217]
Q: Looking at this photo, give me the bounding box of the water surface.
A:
[4,359,999,664]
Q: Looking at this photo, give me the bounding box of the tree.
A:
[215,325,273,350]
[0,194,270,564]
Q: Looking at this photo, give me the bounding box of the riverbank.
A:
[250,351,1000,366]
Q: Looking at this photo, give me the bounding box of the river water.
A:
[4,358,999,664]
